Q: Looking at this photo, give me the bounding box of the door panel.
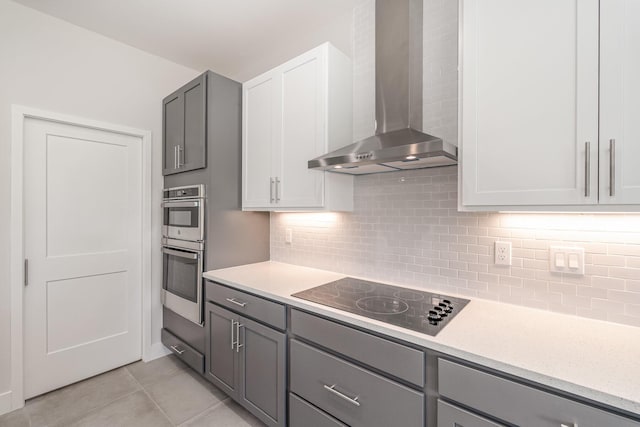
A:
[600,0,640,204]
[238,316,286,427]
[461,0,599,206]
[163,93,182,174]
[278,54,325,207]
[182,74,207,172]
[243,75,277,208]
[24,117,142,399]
[205,303,237,395]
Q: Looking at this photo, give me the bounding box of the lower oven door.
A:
[162,245,203,325]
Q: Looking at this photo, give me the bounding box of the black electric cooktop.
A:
[292,277,470,336]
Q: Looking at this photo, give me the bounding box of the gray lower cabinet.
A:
[162,72,207,175]
[205,302,286,427]
[289,393,347,427]
[290,339,424,427]
[438,359,640,427]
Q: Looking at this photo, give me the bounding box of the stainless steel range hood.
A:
[308,0,457,175]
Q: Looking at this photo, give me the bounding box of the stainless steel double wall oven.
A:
[162,185,205,325]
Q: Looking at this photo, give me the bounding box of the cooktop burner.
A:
[292,277,469,336]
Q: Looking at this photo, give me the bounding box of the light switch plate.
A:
[549,246,585,275]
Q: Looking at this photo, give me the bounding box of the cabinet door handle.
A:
[275,177,280,203]
[323,384,361,407]
[225,297,247,308]
[610,138,616,197]
[174,146,178,169]
[560,423,577,427]
[235,322,244,352]
[270,177,275,203]
[170,345,185,355]
[177,145,184,168]
[230,319,236,350]
[584,141,591,198]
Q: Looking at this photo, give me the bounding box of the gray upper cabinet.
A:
[204,301,286,427]
[163,73,207,175]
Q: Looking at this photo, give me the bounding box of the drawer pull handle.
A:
[225,298,247,308]
[170,345,185,355]
[560,424,577,427]
[323,384,361,407]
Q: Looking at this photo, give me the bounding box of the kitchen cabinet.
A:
[162,72,207,175]
[599,0,640,204]
[460,0,640,209]
[438,358,640,427]
[242,42,354,211]
[289,309,425,427]
[204,293,286,427]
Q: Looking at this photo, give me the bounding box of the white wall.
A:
[0,0,198,396]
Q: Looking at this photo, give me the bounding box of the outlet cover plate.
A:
[550,246,585,275]
[495,241,512,266]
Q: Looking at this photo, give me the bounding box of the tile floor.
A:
[0,355,265,427]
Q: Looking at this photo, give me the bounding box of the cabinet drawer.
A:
[205,281,286,330]
[438,359,640,427]
[291,309,424,387]
[289,394,347,427]
[290,339,424,427]
[437,399,505,427]
[161,328,204,374]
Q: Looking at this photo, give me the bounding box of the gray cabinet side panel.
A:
[205,71,269,270]
[238,316,286,427]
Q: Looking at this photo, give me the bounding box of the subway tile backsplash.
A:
[271,0,640,329]
[271,166,640,328]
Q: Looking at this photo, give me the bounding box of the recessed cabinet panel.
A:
[279,56,325,207]
[205,303,237,394]
[243,76,276,208]
[461,0,599,206]
[163,94,182,174]
[600,0,640,204]
[182,79,206,171]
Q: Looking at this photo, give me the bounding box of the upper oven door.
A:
[162,200,204,241]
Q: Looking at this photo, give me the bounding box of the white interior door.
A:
[23,117,142,399]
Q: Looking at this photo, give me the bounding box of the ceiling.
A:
[13,0,359,82]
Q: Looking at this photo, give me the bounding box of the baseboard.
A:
[0,391,13,416]
[143,342,171,362]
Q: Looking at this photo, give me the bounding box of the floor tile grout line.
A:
[125,364,176,426]
[60,388,143,427]
[25,368,143,427]
[175,396,232,427]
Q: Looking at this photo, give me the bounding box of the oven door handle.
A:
[162,201,200,208]
[161,247,199,259]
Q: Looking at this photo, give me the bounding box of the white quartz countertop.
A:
[203,261,640,417]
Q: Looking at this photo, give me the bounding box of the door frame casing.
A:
[9,105,154,412]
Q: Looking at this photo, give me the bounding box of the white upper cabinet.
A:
[242,43,354,211]
[460,0,599,209]
[599,0,640,205]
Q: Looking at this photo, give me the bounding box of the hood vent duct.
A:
[308,0,457,175]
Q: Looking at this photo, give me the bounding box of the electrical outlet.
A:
[285,228,293,244]
[495,241,512,266]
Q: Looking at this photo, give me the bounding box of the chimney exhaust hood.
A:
[308,0,457,175]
